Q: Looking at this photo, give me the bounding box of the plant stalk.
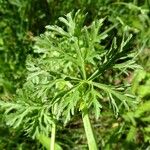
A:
[50,122,56,150]
[82,109,98,150]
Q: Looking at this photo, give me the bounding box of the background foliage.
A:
[0,0,150,149]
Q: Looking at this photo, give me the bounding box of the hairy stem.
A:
[50,122,56,150]
[82,109,98,150]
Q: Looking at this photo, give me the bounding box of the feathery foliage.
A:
[0,11,139,149]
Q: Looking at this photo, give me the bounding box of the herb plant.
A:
[0,11,138,149]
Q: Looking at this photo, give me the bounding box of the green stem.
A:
[82,109,98,150]
[81,62,86,80]
[74,38,86,80]
[50,123,56,150]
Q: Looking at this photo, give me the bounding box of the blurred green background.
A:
[0,0,150,149]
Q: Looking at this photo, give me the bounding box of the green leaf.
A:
[37,134,62,150]
[132,69,146,94]
[126,126,136,142]
[91,82,136,111]
[135,101,150,117]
